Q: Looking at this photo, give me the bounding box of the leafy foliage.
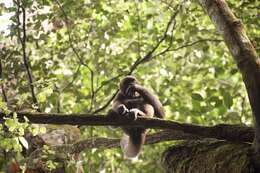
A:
[0,0,259,172]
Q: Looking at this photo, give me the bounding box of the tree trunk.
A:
[197,0,260,153]
[162,0,260,172]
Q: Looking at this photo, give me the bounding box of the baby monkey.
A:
[112,76,165,159]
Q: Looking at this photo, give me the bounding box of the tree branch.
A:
[55,0,94,75]
[55,0,95,112]
[161,38,222,55]
[0,111,254,143]
[26,130,200,170]
[92,2,183,114]
[129,2,181,73]
[15,0,40,111]
[92,38,222,114]
[0,59,8,103]
[70,130,201,154]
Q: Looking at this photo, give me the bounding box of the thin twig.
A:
[92,74,124,114]
[92,90,119,114]
[135,0,142,58]
[93,74,123,95]
[130,1,184,73]
[0,59,8,161]
[61,64,82,91]
[0,59,8,103]
[54,84,61,113]
[89,63,95,111]
[154,39,222,57]
[160,0,175,11]
[15,0,40,112]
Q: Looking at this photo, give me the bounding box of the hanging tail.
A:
[120,131,146,159]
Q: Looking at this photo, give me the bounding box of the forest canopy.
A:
[0,0,259,172]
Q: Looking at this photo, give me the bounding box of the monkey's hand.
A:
[117,104,129,116]
[125,84,143,97]
[126,108,146,121]
[108,105,128,129]
[117,105,139,121]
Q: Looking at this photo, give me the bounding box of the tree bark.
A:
[162,139,254,173]
[197,0,260,153]
[0,112,254,143]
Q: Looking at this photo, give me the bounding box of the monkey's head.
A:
[119,76,139,98]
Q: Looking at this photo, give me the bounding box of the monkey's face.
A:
[120,76,139,98]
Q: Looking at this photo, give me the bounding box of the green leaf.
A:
[223,92,233,108]
[5,119,16,132]
[209,96,223,107]
[39,127,47,134]
[225,111,240,122]
[192,100,201,111]
[191,93,203,101]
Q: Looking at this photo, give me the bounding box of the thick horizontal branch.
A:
[0,112,254,143]
[70,130,201,154]
[27,130,201,170]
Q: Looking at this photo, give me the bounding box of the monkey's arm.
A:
[112,94,147,120]
[112,93,144,112]
[132,85,165,118]
[123,97,143,105]
[107,96,130,128]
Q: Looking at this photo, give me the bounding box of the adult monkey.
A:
[111,76,165,159]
